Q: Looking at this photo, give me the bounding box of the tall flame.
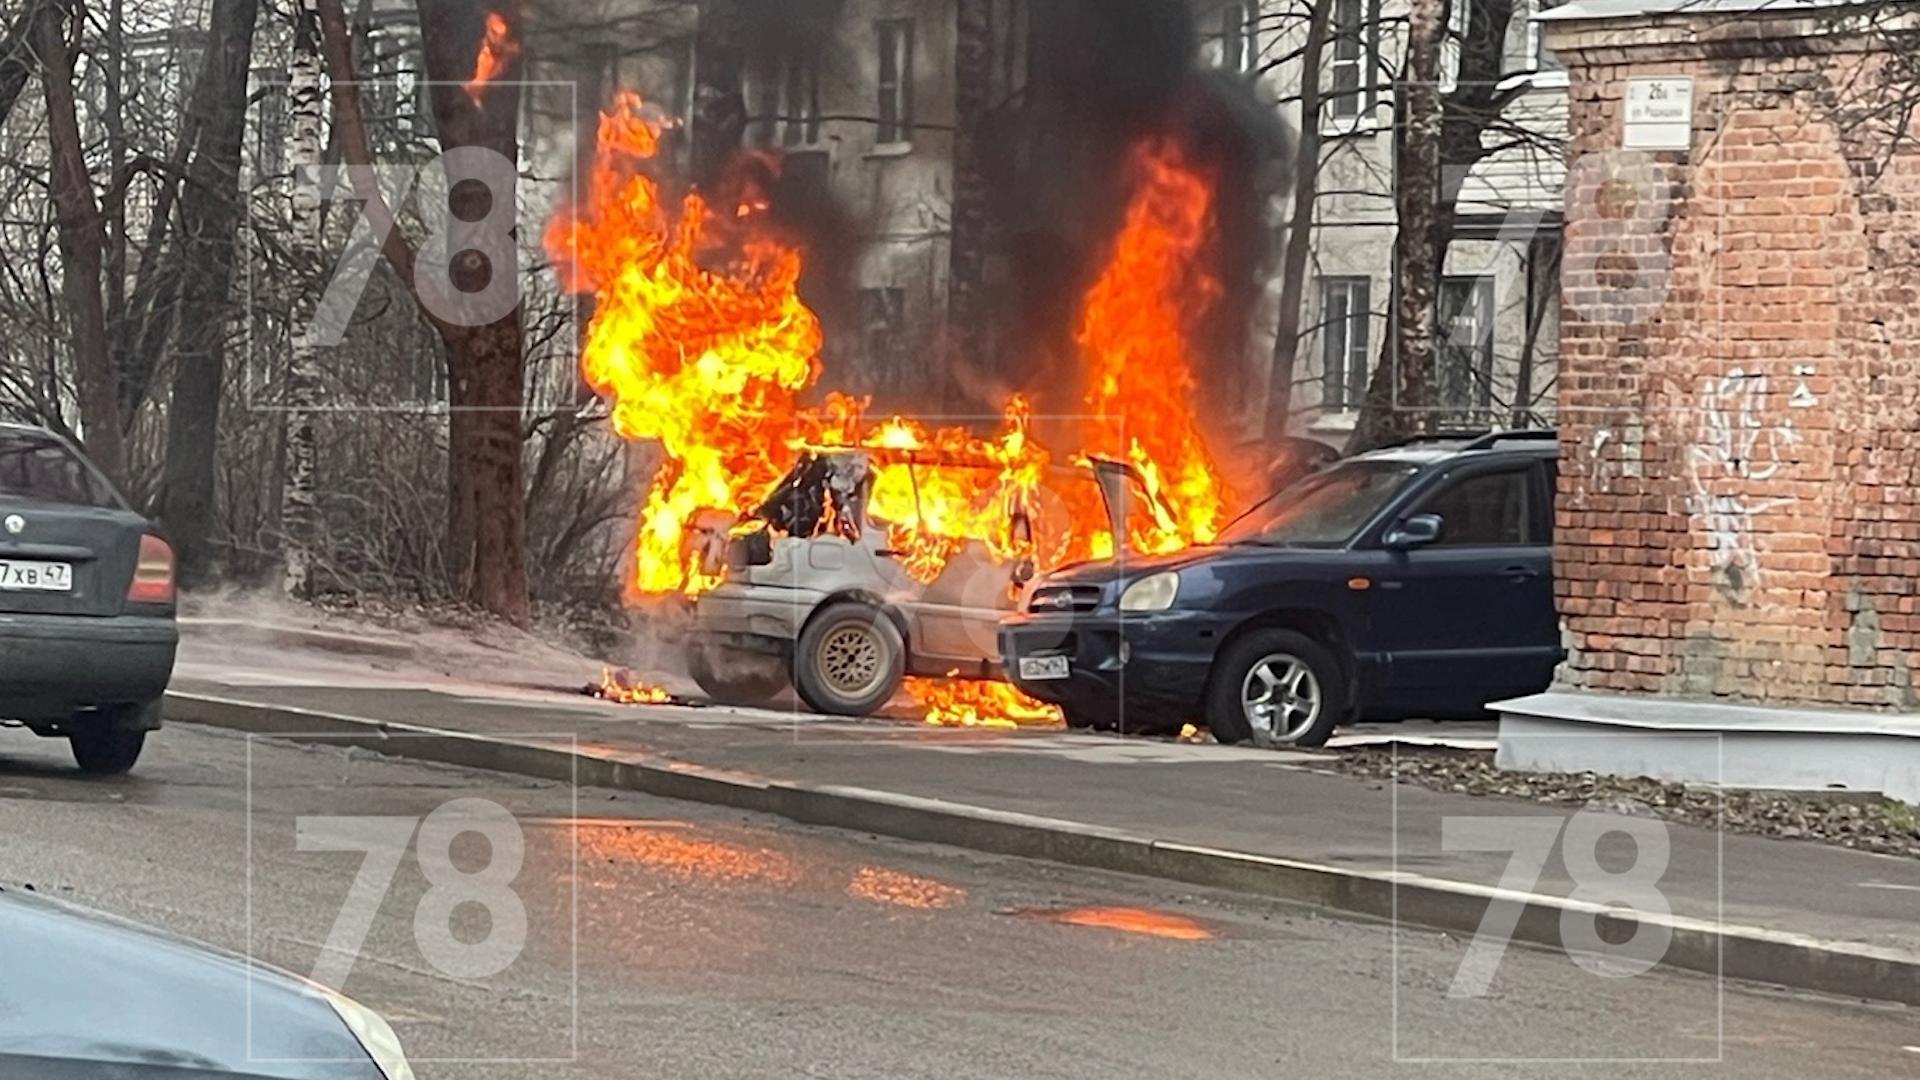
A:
[1075,138,1232,551]
[464,12,521,107]
[546,95,822,595]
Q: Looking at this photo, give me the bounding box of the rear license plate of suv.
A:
[1018,656,1070,681]
[0,560,72,592]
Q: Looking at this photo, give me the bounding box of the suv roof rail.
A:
[1462,428,1558,451]
[1377,429,1490,450]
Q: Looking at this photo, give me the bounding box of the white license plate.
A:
[0,560,72,592]
[1018,655,1070,681]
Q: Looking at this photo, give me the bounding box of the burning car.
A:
[681,447,1162,719]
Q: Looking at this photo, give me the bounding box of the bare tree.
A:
[0,0,46,130]
[314,0,532,624]
[1349,0,1443,451]
[283,0,328,598]
[36,0,122,482]
[1265,0,1335,439]
[160,0,261,585]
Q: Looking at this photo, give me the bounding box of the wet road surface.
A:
[0,723,1913,1079]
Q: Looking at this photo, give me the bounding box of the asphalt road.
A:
[0,723,1913,1080]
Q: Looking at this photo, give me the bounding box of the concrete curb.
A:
[165,691,1920,1007]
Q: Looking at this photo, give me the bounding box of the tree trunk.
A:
[36,0,122,484]
[1265,0,1334,440]
[160,0,260,587]
[1349,0,1444,452]
[104,0,127,332]
[690,0,746,190]
[281,0,327,598]
[418,0,531,625]
[948,0,993,401]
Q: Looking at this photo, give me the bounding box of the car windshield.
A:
[0,428,119,509]
[1216,459,1423,547]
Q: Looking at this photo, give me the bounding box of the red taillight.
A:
[128,534,175,605]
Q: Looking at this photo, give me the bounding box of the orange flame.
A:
[547,94,822,596]
[595,666,673,705]
[1075,138,1232,552]
[905,677,1065,729]
[463,11,520,107]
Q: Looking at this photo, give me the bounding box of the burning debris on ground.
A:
[588,667,702,708]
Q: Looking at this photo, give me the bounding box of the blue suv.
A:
[999,432,1562,747]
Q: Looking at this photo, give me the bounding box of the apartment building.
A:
[1254,0,1567,442]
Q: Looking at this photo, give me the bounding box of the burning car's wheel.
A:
[795,601,906,717]
[688,643,791,707]
[1205,629,1346,749]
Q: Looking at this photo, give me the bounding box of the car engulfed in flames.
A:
[547,92,1242,728]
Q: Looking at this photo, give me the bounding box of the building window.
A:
[1529,0,1568,73]
[876,19,915,146]
[779,43,821,146]
[996,0,1027,98]
[1439,275,1496,415]
[1320,277,1371,412]
[1441,0,1466,93]
[1327,0,1379,124]
[253,72,288,179]
[1207,3,1252,74]
[861,287,907,385]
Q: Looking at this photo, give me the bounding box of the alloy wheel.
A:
[1240,652,1322,744]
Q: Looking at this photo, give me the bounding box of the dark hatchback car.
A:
[0,885,415,1078]
[1001,432,1561,747]
[0,423,176,772]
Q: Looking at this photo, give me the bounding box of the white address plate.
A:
[1018,655,1070,681]
[0,559,72,592]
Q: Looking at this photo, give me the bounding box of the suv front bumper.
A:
[999,610,1219,725]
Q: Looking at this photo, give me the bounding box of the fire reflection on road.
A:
[565,820,967,912]
[1014,905,1216,941]
[847,866,966,909]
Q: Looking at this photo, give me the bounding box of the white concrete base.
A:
[1493,690,1920,805]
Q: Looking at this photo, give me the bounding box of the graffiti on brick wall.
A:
[1684,368,1800,598]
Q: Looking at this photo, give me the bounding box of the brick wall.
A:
[1551,11,1920,708]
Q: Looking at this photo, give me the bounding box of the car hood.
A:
[1040,546,1227,588]
[0,886,383,1078]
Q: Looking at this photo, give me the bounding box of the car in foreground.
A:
[1001,431,1562,746]
[0,423,177,772]
[684,449,1155,717]
[0,884,415,1078]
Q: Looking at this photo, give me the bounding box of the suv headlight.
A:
[1119,571,1180,612]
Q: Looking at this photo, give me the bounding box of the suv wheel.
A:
[688,642,790,707]
[1206,629,1346,749]
[794,601,906,717]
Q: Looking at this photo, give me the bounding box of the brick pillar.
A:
[1548,7,1920,710]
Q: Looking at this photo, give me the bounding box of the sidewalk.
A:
[167,642,1920,1004]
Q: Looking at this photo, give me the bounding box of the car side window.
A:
[1416,466,1533,547]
